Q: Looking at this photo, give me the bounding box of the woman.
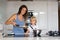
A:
[5,5,29,37]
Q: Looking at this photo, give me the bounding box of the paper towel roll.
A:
[0,24,3,30]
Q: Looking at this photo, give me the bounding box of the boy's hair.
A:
[30,16,37,24]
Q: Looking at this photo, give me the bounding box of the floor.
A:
[0,33,60,40]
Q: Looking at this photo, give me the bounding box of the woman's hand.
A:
[12,22,17,26]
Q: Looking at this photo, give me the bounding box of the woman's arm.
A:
[5,14,16,25]
[26,28,30,33]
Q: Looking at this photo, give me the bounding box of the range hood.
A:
[21,0,33,1]
[8,0,33,1]
[7,0,58,1]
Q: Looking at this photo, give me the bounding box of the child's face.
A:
[31,18,36,25]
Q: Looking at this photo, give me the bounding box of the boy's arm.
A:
[35,25,39,30]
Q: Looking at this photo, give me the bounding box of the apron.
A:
[13,14,25,37]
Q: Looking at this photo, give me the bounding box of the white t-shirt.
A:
[28,25,39,33]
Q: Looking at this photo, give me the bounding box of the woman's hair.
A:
[30,16,37,25]
[17,5,28,20]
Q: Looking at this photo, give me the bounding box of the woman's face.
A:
[21,7,27,15]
